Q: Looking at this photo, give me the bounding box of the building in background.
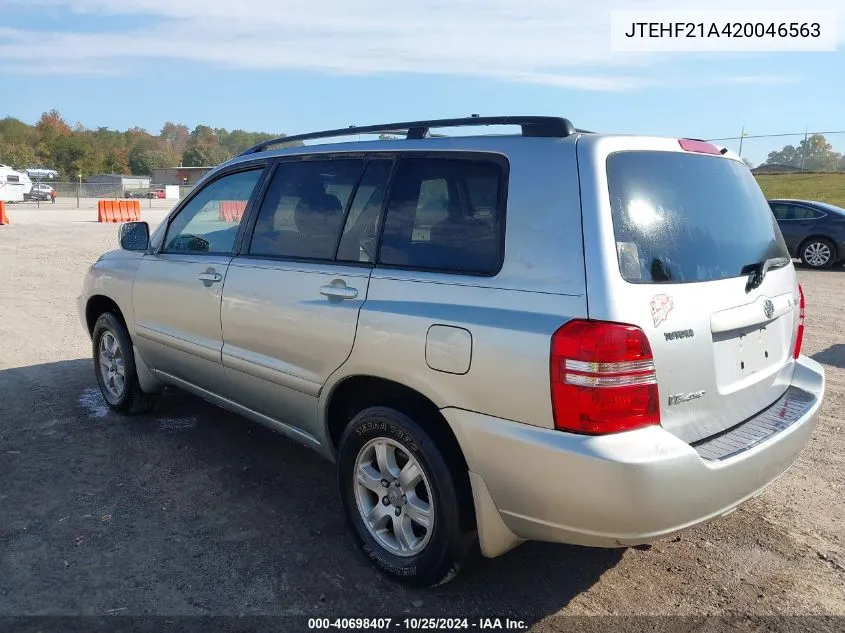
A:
[151,166,215,186]
[87,174,151,191]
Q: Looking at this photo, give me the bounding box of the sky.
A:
[0,0,843,166]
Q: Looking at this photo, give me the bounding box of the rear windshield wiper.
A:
[742,256,791,292]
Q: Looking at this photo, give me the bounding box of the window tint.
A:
[771,204,826,221]
[164,168,263,255]
[607,152,789,283]
[791,205,824,220]
[378,157,505,274]
[337,160,393,263]
[249,159,364,260]
[770,203,790,220]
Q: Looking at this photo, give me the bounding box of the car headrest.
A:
[294,193,344,236]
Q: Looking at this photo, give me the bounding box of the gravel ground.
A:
[0,201,843,630]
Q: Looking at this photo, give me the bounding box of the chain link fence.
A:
[29,182,194,200]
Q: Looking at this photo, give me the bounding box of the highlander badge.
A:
[668,390,706,406]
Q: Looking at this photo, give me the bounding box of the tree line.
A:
[0,110,298,180]
[4,112,844,178]
[762,134,845,171]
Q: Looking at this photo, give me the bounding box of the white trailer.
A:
[0,164,33,202]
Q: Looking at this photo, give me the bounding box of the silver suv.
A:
[26,182,54,201]
[78,116,826,586]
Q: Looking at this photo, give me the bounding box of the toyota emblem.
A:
[764,299,775,319]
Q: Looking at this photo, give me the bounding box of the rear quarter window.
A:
[378,156,506,275]
[607,151,789,284]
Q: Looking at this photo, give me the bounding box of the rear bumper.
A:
[443,355,825,556]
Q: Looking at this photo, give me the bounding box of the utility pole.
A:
[799,127,809,172]
[77,173,81,208]
[738,125,746,156]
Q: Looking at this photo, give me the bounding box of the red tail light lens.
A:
[793,284,805,359]
[678,139,721,154]
[550,320,660,435]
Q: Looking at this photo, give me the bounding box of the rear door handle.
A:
[320,284,358,300]
[198,272,223,283]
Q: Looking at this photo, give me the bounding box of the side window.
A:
[783,205,821,220]
[336,160,393,263]
[249,159,364,260]
[163,168,263,255]
[378,157,505,275]
[770,204,790,221]
[414,178,450,239]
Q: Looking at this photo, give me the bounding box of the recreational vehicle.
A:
[0,164,33,202]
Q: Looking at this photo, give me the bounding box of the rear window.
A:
[813,201,845,215]
[607,151,789,284]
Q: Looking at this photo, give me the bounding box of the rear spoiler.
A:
[713,145,743,161]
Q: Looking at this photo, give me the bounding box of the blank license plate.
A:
[736,326,774,374]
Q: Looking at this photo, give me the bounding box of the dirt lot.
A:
[1,201,844,630]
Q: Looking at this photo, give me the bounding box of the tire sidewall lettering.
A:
[355,420,419,453]
[337,407,467,586]
[364,544,419,577]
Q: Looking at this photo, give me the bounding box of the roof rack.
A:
[238,115,578,156]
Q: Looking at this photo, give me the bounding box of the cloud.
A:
[0,0,841,89]
[1,64,121,75]
[714,75,801,85]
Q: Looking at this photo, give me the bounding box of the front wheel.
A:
[336,407,474,587]
[801,238,836,269]
[92,312,155,414]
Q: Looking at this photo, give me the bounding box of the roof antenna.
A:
[470,113,480,118]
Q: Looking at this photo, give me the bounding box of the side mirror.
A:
[119,221,150,251]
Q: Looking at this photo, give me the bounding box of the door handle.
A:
[198,272,223,283]
[320,284,358,300]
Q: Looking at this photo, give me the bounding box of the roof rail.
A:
[238,116,578,156]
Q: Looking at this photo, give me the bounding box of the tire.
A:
[336,407,474,587]
[92,312,155,414]
[800,238,836,269]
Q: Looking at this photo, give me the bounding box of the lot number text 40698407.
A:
[307,617,528,630]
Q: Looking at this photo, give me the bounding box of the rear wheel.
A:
[92,312,155,414]
[801,238,836,269]
[336,407,474,587]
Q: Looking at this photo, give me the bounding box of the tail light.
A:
[793,284,805,359]
[678,139,721,155]
[550,320,660,435]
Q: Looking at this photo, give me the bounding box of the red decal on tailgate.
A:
[651,294,674,327]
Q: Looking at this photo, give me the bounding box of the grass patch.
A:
[755,173,845,208]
